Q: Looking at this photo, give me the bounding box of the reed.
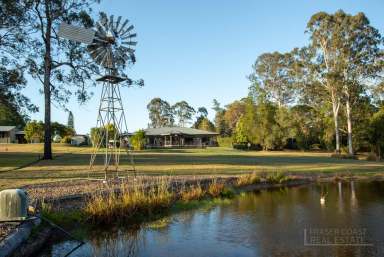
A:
[266,172,290,184]
[207,179,225,198]
[84,177,236,224]
[180,183,205,202]
[236,172,261,186]
[84,178,174,224]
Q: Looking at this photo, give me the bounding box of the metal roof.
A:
[144,127,218,136]
[0,126,16,132]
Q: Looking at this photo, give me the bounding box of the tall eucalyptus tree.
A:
[305,12,346,153]
[3,0,101,159]
[306,10,383,154]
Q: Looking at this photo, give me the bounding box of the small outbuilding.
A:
[70,135,90,146]
[0,126,17,143]
[144,127,218,148]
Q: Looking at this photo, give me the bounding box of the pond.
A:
[45,181,384,257]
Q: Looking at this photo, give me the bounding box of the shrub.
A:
[366,152,379,161]
[61,135,72,144]
[266,172,289,184]
[330,153,358,160]
[236,172,261,186]
[220,187,235,198]
[217,137,233,147]
[233,143,262,151]
[180,184,205,201]
[131,129,146,150]
[207,180,225,197]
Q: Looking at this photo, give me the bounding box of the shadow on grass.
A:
[27,152,367,166]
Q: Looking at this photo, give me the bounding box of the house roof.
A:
[0,126,16,132]
[144,127,218,136]
[71,134,88,138]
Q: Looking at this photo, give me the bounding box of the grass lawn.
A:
[0,143,383,189]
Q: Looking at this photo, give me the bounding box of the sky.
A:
[24,0,384,134]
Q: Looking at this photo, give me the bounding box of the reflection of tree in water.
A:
[89,226,143,257]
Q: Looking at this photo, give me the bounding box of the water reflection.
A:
[49,181,384,257]
[350,181,358,208]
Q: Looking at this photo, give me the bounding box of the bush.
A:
[233,143,262,151]
[236,172,261,186]
[220,187,235,198]
[180,184,205,201]
[330,153,358,160]
[207,180,225,197]
[266,172,290,184]
[131,130,146,150]
[217,137,233,147]
[61,135,72,144]
[310,144,322,150]
[366,152,379,161]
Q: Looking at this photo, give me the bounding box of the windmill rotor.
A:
[87,15,137,69]
[58,14,137,70]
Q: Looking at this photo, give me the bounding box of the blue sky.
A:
[24,0,384,134]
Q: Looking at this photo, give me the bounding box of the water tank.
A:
[0,189,28,221]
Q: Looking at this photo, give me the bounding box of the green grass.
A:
[0,143,383,189]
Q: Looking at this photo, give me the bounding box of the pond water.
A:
[46,181,384,257]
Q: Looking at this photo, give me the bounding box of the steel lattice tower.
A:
[89,74,135,180]
[57,13,139,180]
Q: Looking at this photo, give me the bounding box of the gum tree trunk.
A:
[345,94,353,155]
[43,1,52,160]
[331,92,341,154]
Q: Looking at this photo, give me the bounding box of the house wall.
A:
[0,129,16,143]
[146,134,217,148]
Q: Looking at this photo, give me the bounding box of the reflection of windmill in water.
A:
[58,13,141,180]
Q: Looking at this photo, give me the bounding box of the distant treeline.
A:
[147,10,384,159]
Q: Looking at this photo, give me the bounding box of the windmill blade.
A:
[121,33,137,40]
[100,14,109,28]
[88,43,106,60]
[58,22,95,44]
[96,21,107,37]
[118,19,129,34]
[116,48,129,61]
[120,46,136,62]
[122,41,137,46]
[120,25,134,37]
[89,46,105,61]
[109,15,114,31]
[114,16,122,32]
[120,45,135,54]
[92,36,108,44]
[102,47,114,68]
[95,48,108,65]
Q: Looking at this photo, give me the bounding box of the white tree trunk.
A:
[345,95,353,155]
[332,100,341,153]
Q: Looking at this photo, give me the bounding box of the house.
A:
[0,126,26,143]
[71,134,90,146]
[15,130,26,143]
[53,134,62,143]
[144,127,218,148]
[0,126,16,143]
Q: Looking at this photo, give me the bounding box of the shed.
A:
[0,126,16,143]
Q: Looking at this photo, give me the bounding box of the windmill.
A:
[58,13,138,180]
